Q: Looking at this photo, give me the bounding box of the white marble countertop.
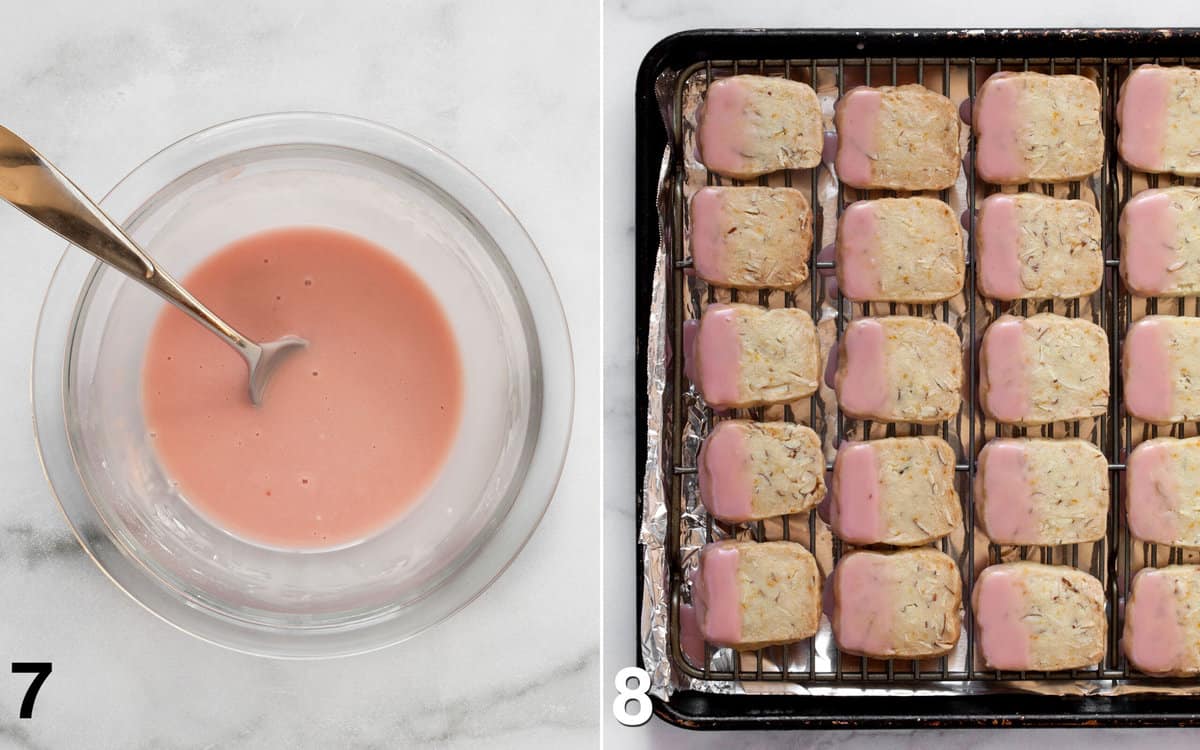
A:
[0,0,599,747]
[604,1,1200,747]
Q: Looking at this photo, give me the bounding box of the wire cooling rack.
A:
[661,51,1200,687]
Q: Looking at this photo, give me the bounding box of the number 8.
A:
[612,666,652,726]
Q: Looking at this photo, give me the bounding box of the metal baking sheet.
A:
[635,28,1200,729]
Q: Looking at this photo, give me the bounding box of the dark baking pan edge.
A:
[634,27,1200,730]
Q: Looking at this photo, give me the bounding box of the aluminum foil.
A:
[640,57,1200,700]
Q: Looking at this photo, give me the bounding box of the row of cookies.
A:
[698,65,1199,184]
[697,70,1103,186]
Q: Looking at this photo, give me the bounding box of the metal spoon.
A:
[0,125,306,405]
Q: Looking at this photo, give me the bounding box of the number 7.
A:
[12,663,51,719]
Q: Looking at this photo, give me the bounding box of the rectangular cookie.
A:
[834,84,961,191]
[973,562,1106,672]
[975,438,1109,546]
[1127,437,1200,547]
[973,72,1104,185]
[1120,187,1200,297]
[836,197,964,303]
[698,420,825,524]
[697,75,823,180]
[829,436,961,546]
[1123,315,1200,424]
[690,186,812,290]
[1124,565,1200,675]
[693,303,819,410]
[692,540,821,649]
[978,313,1109,426]
[1118,65,1200,176]
[976,193,1103,300]
[831,548,962,659]
[835,316,962,424]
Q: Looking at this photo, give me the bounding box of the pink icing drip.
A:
[974,73,1024,184]
[695,543,743,646]
[837,319,891,416]
[690,188,729,282]
[981,318,1029,422]
[1121,190,1179,296]
[1124,317,1174,422]
[835,87,882,189]
[979,440,1037,543]
[837,201,883,301]
[977,194,1024,300]
[697,422,754,522]
[1127,440,1181,544]
[1119,68,1170,171]
[834,554,895,655]
[1126,569,1183,674]
[976,566,1035,670]
[697,79,751,176]
[682,319,699,384]
[830,442,885,544]
[695,304,743,409]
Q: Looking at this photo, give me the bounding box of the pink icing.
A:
[981,317,1029,422]
[1123,317,1173,422]
[979,440,1037,543]
[695,304,743,409]
[834,554,895,655]
[690,188,729,282]
[694,543,743,646]
[697,79,752,176]
[837,201,883,301]
[1126,569,1183,674]
[1121,190,1178,296]
[837,319,891,417]
[977,194,1024,300]
[974,72,1024,184]
[835,87,882,189]
[697,422,754,522]
[682,318,699,384]
[975,566,1035,670]
[830,442,885,544]
[677,604,708,666]
[1127,440,1181,544]
[1118,67,1170,171]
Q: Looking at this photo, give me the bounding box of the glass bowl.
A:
[32,112,572,657]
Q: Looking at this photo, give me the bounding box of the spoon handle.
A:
[0,124,255,355]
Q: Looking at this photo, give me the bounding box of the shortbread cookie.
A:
[1123,315,1200,424]
[697,75,824,179]
[831,548,962,659]
[693,303,820,410]
[976,193,1103,300]
[1120,187,1200,297]
[978,314,1109,426]
[698,420,825,523]
[973,72,1104,184]
[836,316,962,424]
[692,540,821,649]
[1118,65,1200,176]
[1124,565,1200,675]
[836,197,964,303]
[834,84,960,190]
[1127,437,1200,547]
[690,186,812,290]
[829,437,960,546]
[973,562,1106,671]
[975,438,1108,546]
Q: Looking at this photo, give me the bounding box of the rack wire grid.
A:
[663,53,1200,688]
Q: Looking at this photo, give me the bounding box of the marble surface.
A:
[0,0,600,747]
[604,1,1200,747]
